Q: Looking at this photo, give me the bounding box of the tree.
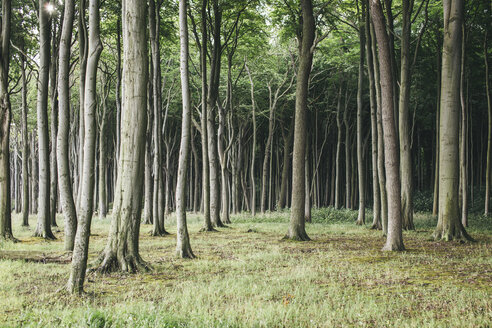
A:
[433,0,472,241]
[57,0,78,251]
[68,0,103,294]
[97,0,149,273]
[176,0,195,259]
[285,0,315,241]
[34,0,56,240]
[370,0,404,251]
[0,0,13,240]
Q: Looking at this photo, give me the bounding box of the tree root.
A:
[199,226,218,232]
[94,251,152,275]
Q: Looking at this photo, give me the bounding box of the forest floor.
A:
[0,208,491,327]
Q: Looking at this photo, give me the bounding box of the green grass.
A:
[0,209,491,327]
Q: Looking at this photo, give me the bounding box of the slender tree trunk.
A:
[278,122,293,209]
[365,5,380,229]
[50,23,59,227]
[371,0,404,251]
[304,137,311,222]
[176,0,195,258]
[399,0,415,230]
[335,84,342,209]
[98,80,109,220]
[21,52,30,227]
[57,0,77,250]
[97,0,149,275]
[285,0,314,241]
[432,47,441,216]
[356,8,366,225]
[245,61,257,217]
[460,24,468,227]
[34,0,56,240]
[485,29,491,216]
[344,92,350,209]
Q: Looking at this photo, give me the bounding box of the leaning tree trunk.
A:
[57,0,78,251]
[0,0,13,240]
[68,0,103,294]
[371,0,404,251]
[433,0,472,241]
[97,0,149,274]
[285,0,315,241]
[176,0,195,258]
[34,0,56,240]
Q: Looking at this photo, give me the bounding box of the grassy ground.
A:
[0,209,491,327]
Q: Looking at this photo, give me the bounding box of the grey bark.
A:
[176,0,195,258]
[285,0,315,241]
[57,0,77,250]
[68,0,102,294]
[371,0,404,251]
[34,0,56,240]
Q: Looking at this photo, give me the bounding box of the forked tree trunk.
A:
[68,0,103,294]
[34,0,56,240]
[433,0,472,241]
[176,0,195,258]
[371,0,404,251]
[57,0,78,250]
[97,0,149,275]
[285,0,314,241]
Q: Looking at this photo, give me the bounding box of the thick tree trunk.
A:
[97,0,149,275]
[285,0,314,241]
[0,0,13,240]
[34,0,56,240]
[68,0,103,294]
[176,0,195,258]
[433,0,472,241]
[57,0,77,251]
[371,0,404,251]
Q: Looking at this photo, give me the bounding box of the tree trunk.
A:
[0,0,13,240]
[21,51,30,227]
[176,0,195,258]
[485,29,491,216]
[278,122,293,209]
[50,23,59,228]
[356,8,366,225]
[399,0,415,230]
[68,0,103,294]
[285,0,314,241]
[245,61,257,217]
[57,0,78,250]
[343,91,350,209]
[98,79,109,220]
[335,84,342,209]
[371,0,404,251]
[433,0,472,241]
[97,0,149,275]
[34,0,56,240]
[460,24,468,227]
[365,4,381,229]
